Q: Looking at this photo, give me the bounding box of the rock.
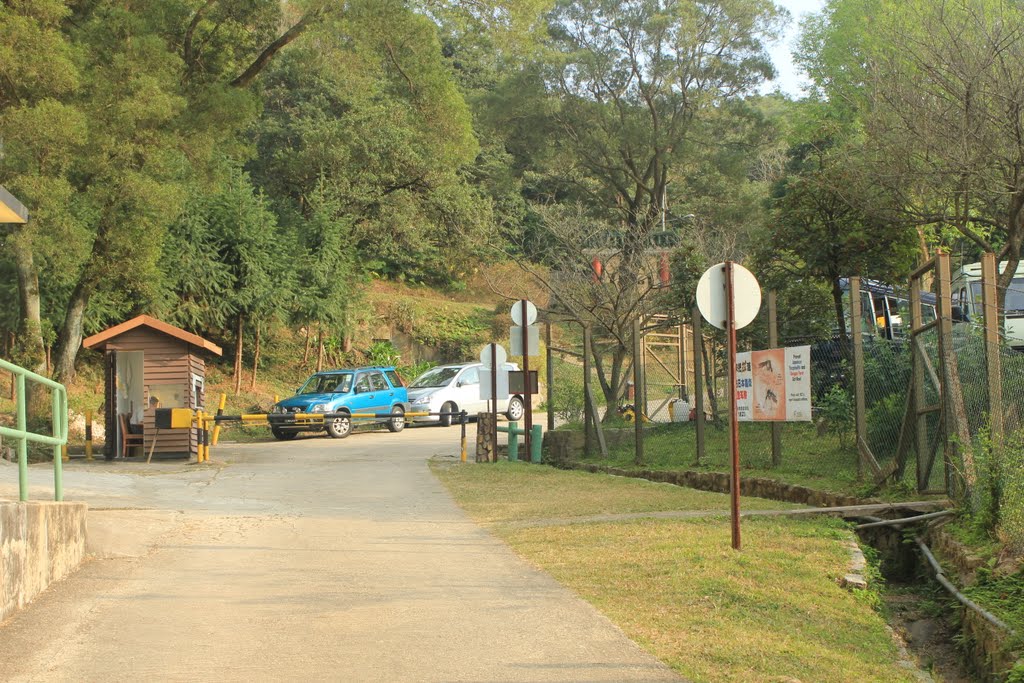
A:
[840,574,868,590]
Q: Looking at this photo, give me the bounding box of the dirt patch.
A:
[884,584,975,682]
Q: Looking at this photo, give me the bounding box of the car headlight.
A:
[411,396,432,405]
[271,405,285,414]
[308,403,327,413]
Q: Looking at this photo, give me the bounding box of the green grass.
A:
[575,420,934,500]
[433,461,919,683]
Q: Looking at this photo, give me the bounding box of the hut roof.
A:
[83,315,223,356]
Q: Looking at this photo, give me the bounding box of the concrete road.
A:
[0,425,680,682]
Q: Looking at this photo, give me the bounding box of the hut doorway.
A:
[116,351,145,456]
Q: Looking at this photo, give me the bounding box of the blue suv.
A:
[268,366,409,440]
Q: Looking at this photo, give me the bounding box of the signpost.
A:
[510,300,539,457]
[696,262,761,550]
[480,343,507,462]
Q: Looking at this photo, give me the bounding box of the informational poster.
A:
[735,352,753,422]
[752,348,786,421]
[784,345,812,421]
[733,345,812,422]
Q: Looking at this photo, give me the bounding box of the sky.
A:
[761,0,827,97]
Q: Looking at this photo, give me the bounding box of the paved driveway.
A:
[0,426,680,682]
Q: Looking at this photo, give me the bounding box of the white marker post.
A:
[696,262,761,550]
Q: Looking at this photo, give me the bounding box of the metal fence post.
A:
[583,324,593,457]
[546,321,554,432]
[768,290,782,467]
[52,387,64,501]
[633,317,644,465]
[692,306,705,465]
[508,421,519,461]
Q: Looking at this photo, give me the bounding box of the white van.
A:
[952,260,1024,349]
[408,362,525,426]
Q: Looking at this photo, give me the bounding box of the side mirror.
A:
[455,381,463,388]
[295,388,301,395]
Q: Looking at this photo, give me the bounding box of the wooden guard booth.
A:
[83,316,222,460]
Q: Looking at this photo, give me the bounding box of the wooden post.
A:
[633,317,644,465]
[546,321,555,433]
[768,290,782,467]
[850,277,866,480]
[692,306,705,465]
[910,274,928,491]
[981,252,1003,445]
[937,252,974,497]
[476,412,496,463]
[583,324,593,457]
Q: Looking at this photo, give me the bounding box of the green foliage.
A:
[866,393,903,460]
[817,384,854,449]
[366,341,402,368]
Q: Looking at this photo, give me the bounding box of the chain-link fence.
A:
[542,264,1024,553]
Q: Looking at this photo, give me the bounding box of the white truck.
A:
[952,260,1024,349]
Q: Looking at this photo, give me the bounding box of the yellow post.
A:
[85,409,94,461]
[196,410,205,463]
[61,444,69,462]
[212,393,227,446]
[273,394,279,404]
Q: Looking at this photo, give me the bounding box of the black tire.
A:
[271,427,298,441]
[326,414,352,438]
[506,396,525,421]
[439,401,456,427]
[387,405,406,432]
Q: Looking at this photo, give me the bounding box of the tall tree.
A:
[495,0,786,411]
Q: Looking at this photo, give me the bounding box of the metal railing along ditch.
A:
[0,358,68,502]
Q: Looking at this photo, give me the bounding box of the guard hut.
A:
[83,316,222,460]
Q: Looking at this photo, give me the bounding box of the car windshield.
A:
[298,373,352,394]
[411,367,462,388]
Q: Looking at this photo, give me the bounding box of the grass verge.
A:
[432,460,921,683]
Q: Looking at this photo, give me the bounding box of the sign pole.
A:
[725,261,741,551]
[521,300,532,457]
[491,343,498,463]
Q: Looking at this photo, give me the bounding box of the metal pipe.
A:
[854,510,955,530]
[726,261,741,550]
[914,537,1014,634]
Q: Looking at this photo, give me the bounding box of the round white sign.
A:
[695,262,762,330]
[479,343,508,368]
[510,300,538,326]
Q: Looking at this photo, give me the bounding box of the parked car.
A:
[268,366,409,440]
[408,362,525,426]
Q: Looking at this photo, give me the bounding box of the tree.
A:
[757,129,917,341]
[493,0,786,412]
[800,0,1024,314]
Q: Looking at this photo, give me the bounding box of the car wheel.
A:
[387,405,405,432]
[506,396,525,421]
[326,414,352,439]
[439,402,456,427]
[271,427,298,441]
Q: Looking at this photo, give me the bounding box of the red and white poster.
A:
[732,345,812,422]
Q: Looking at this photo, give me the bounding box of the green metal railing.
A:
[0,358,67,501]
[497,421,543,463]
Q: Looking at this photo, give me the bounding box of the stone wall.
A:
[1,501,88,623]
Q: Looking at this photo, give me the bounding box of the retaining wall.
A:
[1,501,88,623]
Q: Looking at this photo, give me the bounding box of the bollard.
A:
[460,411,468,463]
[212,393,227,446]
[203,418,211,462]
[61,444,69,463]
[508,420,519,461]
[85,409,94,460]
[530,424,543,463]
[196,410,205,462]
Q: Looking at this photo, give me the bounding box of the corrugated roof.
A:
[82,315,223,356]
